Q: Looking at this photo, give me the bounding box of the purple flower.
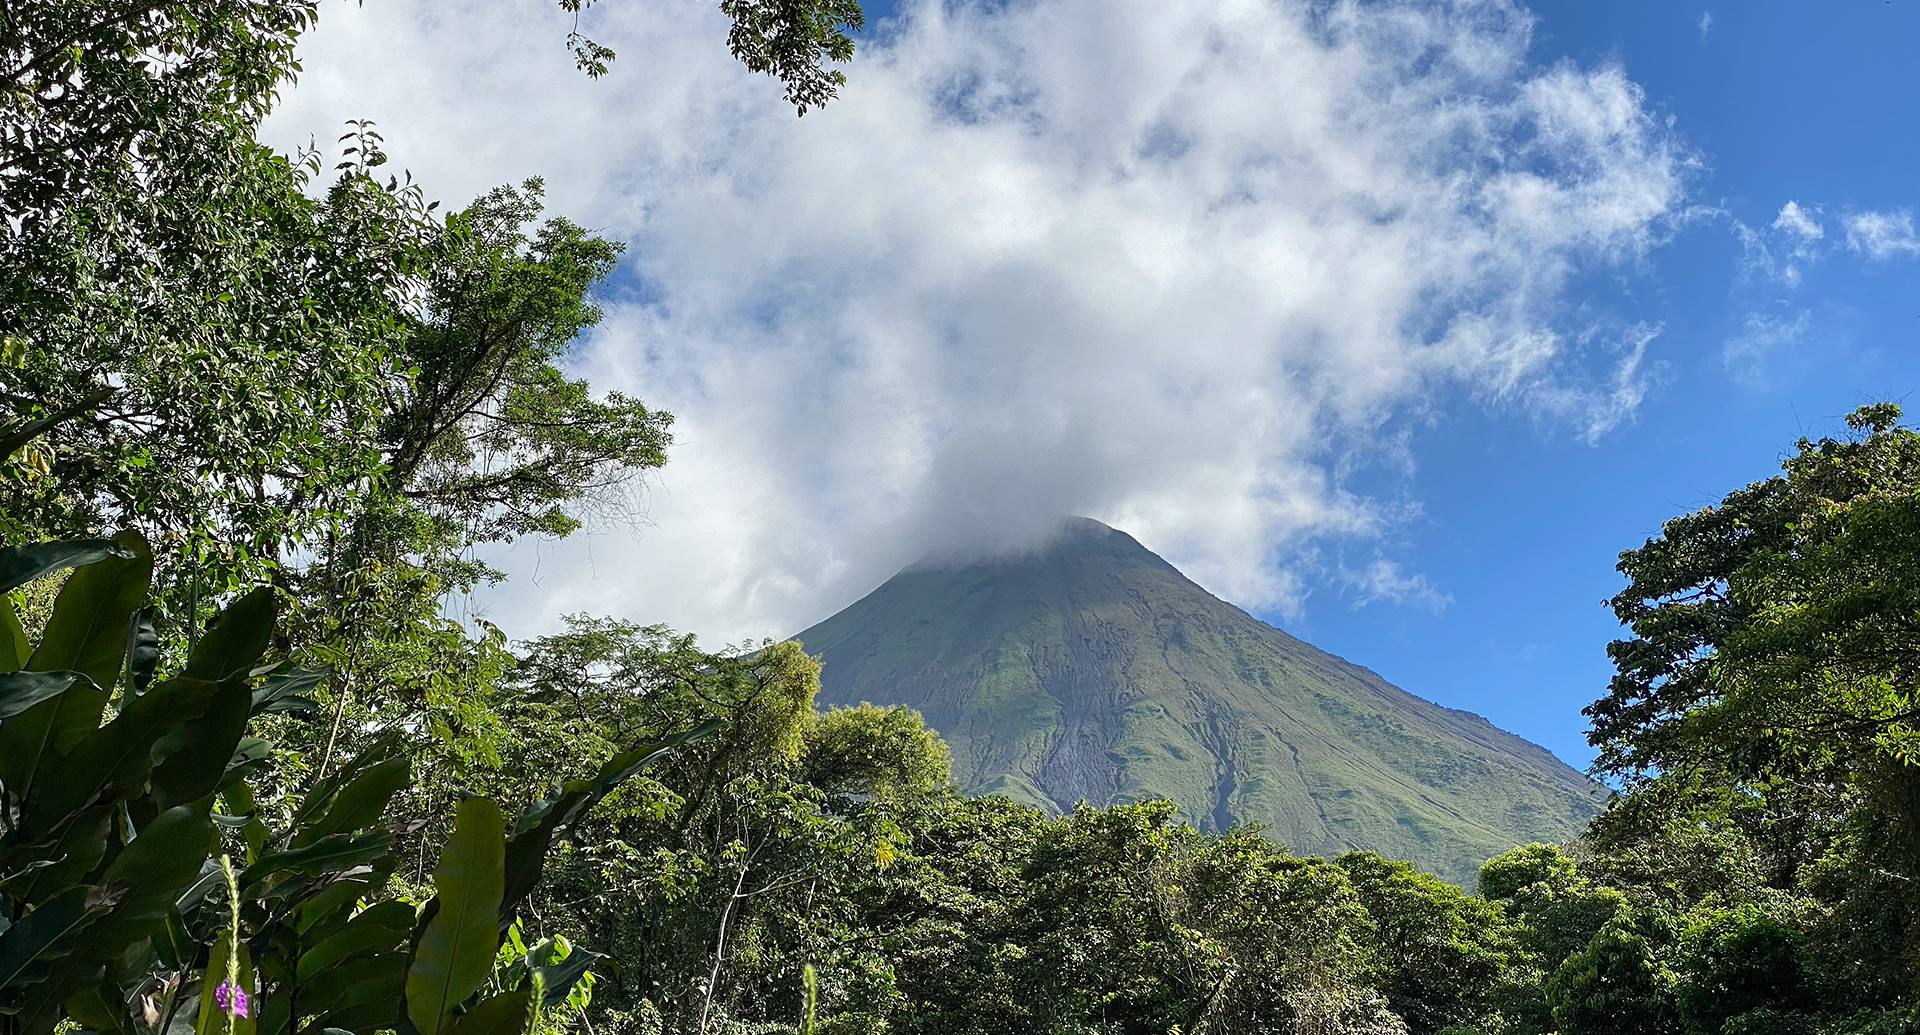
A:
[214,980,250,1019]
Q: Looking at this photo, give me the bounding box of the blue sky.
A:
[1273,1,1920,768]
[272,0,1919,775]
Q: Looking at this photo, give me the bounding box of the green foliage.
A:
[718,0,864,113]
[803,703,952,799]
[408,798,507,1035]
[1337,852,1514,1033]
[14,3,1920,1029]
[1673,898,1811,1033]
[1544,908,1679,1035]
[0,537,710,1034]
[1590,404,1920,796]
[1580,404,1920,1024]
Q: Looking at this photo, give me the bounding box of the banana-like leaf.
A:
[297,952,406,1030]
[25,677,220,830]
[125,608,159,693]
[217,781,269,864]
[0,540,132,595]
[222,738,273,781]
[293,873,382,936]
[249,664,326,716]
[17,806,213,1032]
[0,532,152,800]
[296,901,412,978]
[0,885,121,998]
[0,671,92,722]
[184,588,275,683]
[406,798,505,1035]
[285,733,405,835]
[62,980,131,1033]
[292,757,408,849]
[153,907,195,970]
[0,806,113,905]
[0,596,27,674]
[151,678,253,809]
[240,831,394,891]
[502,718,722,917]
[528,939,603,1011]
[446,988,531,1035]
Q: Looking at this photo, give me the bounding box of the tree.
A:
[803,703,953,800]
[1673,898,1813,1034]
[1477,843,1625,1033]
[352,180,670,584]
[1336,852,1513,1035]
[4,0,861,623]
[1543,908,1679,1035]
[1585,406,1920,989]
[1588,403,1920,791]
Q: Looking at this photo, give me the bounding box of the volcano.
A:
[794,517,1604,883]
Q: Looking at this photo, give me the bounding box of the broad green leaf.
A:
[298,952,405,1030]
[0,596,27,673]
[528,939,603,1010]
[406,797,505,1035]
[62,981,130,1033]
[249,664,325,716]
[294,877,382,936]
[124,608,159,692]
[241,831,394,891]
[23,530,149,686]
[26,677,220,830]
[502,718,721,917]
[285,733,404,834]
[151,678,253,808]
[313,998,405,1035]
[446,989,531,1035]
[218,781,269,863]
[222,737,273,781]
[0,531,152,801]
[153,907,195,970]
[184,588,275,682]
[0,806,113,905]
[296,901,412,978]
[0,540,132,595]
[0,671,93,721]
[293,756,408,848]
[0,885,121,997]
[17,806,212,1031]
[194,928,257,1035]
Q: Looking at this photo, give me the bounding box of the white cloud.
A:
[1844,209,1920,259]
[264,0,1692,643]
[1735,199,1826,287]
[1724,308,1813,372]
[1773,200,1823,242]
[1698,11,1712,39]
[1346,557,1453,612]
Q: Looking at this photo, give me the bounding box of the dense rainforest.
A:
[2,1,1918,1033]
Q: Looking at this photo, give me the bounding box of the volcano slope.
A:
[795,518,1606,884]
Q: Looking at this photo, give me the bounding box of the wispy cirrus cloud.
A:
[1724,307,1814,375]
[1844,209,1920,259]
[1736,199,1826,287]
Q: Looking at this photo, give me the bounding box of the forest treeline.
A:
[3,2,1918,1033]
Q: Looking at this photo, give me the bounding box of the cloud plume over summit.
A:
[265,0,1693,642]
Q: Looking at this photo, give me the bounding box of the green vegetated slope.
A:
[796,517,1606,884]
